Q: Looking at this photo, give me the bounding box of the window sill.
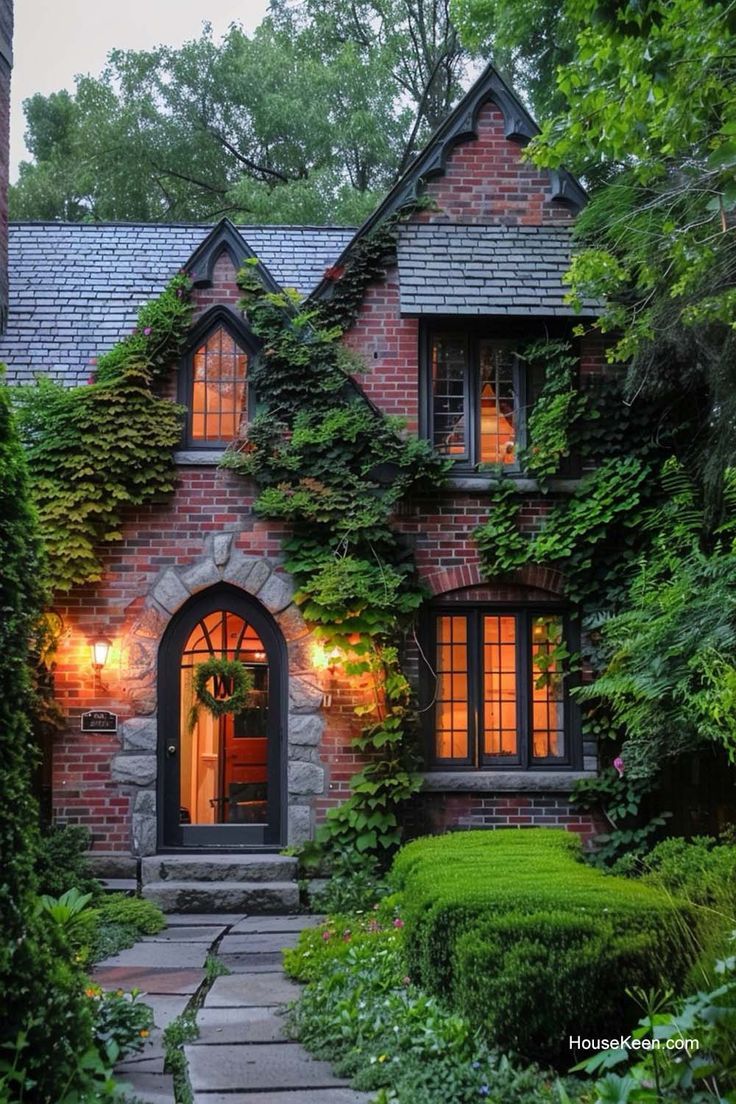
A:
[174,449,225,466]
[443,475,582,494]
[420,770,596,793]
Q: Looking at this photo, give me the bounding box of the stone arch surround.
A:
[109,531,325,855]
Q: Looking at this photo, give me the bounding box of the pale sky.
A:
[11,0,271,180]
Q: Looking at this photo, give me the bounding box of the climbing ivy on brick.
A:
[15,274,193,591]
[223,222,449,857]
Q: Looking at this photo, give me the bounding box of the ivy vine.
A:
[15,274,194,591]
[223,219,449,858]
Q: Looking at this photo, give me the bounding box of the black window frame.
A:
[419,319,580,476]
[178,306,259,451]
[420,602,582,772]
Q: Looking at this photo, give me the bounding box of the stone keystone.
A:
[212,533,233,567]
[259,573,294,614]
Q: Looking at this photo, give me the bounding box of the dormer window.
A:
[179,311,256,450]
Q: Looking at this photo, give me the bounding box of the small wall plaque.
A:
[81,710,118,733]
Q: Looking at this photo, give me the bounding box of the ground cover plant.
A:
[285,905,589,1103]
[392,829,696,1064]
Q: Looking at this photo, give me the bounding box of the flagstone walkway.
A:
[92,913,370,1104]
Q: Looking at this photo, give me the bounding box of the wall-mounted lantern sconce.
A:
[90,635,112,689]
[311,641,343,708]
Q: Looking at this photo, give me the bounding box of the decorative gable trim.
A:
[310,63,587,303]
[186,218,283,295]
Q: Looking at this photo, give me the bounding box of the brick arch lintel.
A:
[424,562,566,599]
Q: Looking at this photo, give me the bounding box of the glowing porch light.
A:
[91,636,112,671]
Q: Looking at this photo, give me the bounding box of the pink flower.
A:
[143,327,152,336]
[367,920,381,933]
[322,930,331,941]
[87,375,95,384]
[393,918,404,929]
[613,756,625,777]
[89,358,97,365]
[342,930,352,942]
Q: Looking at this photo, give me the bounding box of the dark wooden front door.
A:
[159,584,286,848]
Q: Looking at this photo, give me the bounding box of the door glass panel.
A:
[531,615,565,759]
[482,615,517,757]
[435,614,469,759]
[179,611,269,825]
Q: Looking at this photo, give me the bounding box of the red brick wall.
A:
[417,104,574,226]
[405,792,606,848]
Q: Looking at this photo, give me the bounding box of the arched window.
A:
[179,310,256,449]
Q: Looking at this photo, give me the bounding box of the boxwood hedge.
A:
[392,829,696,1063]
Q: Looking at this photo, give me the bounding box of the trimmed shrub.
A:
[392,829,696,1063]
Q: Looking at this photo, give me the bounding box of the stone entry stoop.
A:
[141,854,300,914]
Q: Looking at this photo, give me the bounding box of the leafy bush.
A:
[613,835,736,982]
[392,829,696,1064]
[87,986,154,1066]
[39,888,99,961]
[0,376,95,1103]
[573,935,736,1102]
[287,912,588,1103]
[307,850,391,913]
[35,824,101,898]
[90,894,166,963]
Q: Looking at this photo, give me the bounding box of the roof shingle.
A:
[0,223,353,386]
[397,224,599,317]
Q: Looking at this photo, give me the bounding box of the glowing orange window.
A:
[483,615,517,757]
[190,326,248,444]
[531,615,565,760]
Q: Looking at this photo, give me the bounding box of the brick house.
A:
[1,64,608,889]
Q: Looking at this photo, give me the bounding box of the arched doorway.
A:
[158,584,286,847]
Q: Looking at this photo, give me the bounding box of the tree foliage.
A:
[526,0,736,497]
[11,4,469,225]
[0,375,94,1102]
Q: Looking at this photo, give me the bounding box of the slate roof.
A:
[397,224,599,317]
[0,222,354,386]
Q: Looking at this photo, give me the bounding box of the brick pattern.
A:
[405,792,606,846]
[416,104,575,227]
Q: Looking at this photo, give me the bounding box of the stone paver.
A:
[105,911,369,1104]
[143,925,226,943]
[93,964,205,995]
[185,1042,350,1092]
[141,993,192,1030]
[218,933,300,952]
[117,1070,175,1103]
[192,1007,288,1045]
[229,915,320,934]
[100,941,209,968]
[164,913,246,926]
[204,971,301,1007]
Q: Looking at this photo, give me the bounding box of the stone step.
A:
[141,853,298,885]
[142,880,300,914]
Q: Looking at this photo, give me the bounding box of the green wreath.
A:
[191,658,254,722]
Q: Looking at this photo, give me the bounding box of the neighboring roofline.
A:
[310,62,587,303]
[185,218,284,294]
[8,220,357,231]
